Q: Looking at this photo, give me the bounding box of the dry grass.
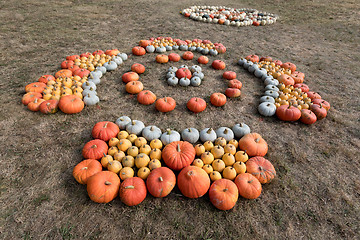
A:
[1,0,360,239]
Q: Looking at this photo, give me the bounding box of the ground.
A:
[0,0,359,239]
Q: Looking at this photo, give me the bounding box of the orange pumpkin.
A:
[278,74,295,86]
[177,166,210,198]
[168,53,180,62]
[132,46,146,56]
[25,82,46,93]
[122,72,139,83]
[82,139,109,160]
[131,63,146,74]
[182,51,194,60]
[119,177,147,206]
[73,159,102,184]
[39,100,58,114]
[228,79,242,89]
[92,121,120,142]
[55,69,73,78]
[246,157,276,184]
[38,75,55,84]
[125,81,144,94]
[22,92,42,105]
[209,179,238,210]
[156,54,169,63]
[146,167,176,198]
[87,171,120,203]
[238,133,268,157]
[197,56,209,64]
[137,90,157,105]
[210,93,227,107]
[155,97,176,112]
[58,95,84,114]
[211,60,226,70]
[234,173,262,199]
[27,98,45,112]
[162,141,195,171]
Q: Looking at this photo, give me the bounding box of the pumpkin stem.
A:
[255,138,260,143]
[132,120,136,125]
[164,97,168,103]
[223,188,228,192]
[81,167,88,170]
[206,128,213,134]
[248,180,253,184]
[150,126,154,131]
[104,122,108,128]
[224,129,228,134]
[158,177,163,182]
[166,129,171,135]
[177,144,181,152]
[187,170,194,177]
[188,128,192,132]
[103,153,106,157]
[125,185,135,189]
[105,181,112,185]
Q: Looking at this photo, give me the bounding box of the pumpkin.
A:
[214,137,227,147]
[73,159,102,184]
[238,133,268,157]
[114,151,125,162]
[276,105,301,121]
[176,68,192,79]
[162,141,195,171]
[155,97,176,112]
[307,91,322,100]
[234,173,262,199]
[131,63,146,74]
[92,50,104,55]
[27,98,45,112]
[209,179,238,210]
[22,92,42,105]
[212,159,225,172]
[119,167,135,180]
[222,167,237,180]
[107,160,122,174]
[137,90,156,105]
[55,69,72,78]
[25,82,46,93]
[210,93,226,107]
[294,83,309,93]
[195,144,205,156]
[201,152,215,165]
[246,156,276,184]
[66,55,80,61]
[126,120,145,135]
[290,73,304,84]
[127,146,139,157]
[278,74,295,86]
[39,100,58,114]
[132,46,146,56]
[224,144,236,155]
[202,164,213,174]
[58,95,84,114]
[210,171,222,181]
[105,49,120,56]
[121,156,134,168]
[82,139,109,160]
[119,177,147,206]
[228,79,242,89]
[229,139,239,148]
[182,51,194,60]
[222,153,235,166]
[73,68,90,78]
[223,71,236,80]
[197,56,209,64]
[177,166,210,198]
[156,54,169,64]
[122,72,139,83]
[187,97,206,113]
[117,139,132,152]
[192,159,204,168]
[168,53,181,62]
[127,134,138,143]
[139,40,151,47]
[149,159,162,170]
[258,102,276,117]
[281,62,297,72]
[211,60,226,70]
[300,109,317,124]
[146,167,176,198]
[125,81,143,94]
[235,151,249,162]
[310,104,327,120]
[142,126,162,141]
[225,88,241,98]
[135,153,150,168]
[86,171,120,203]
[101,154,113,168]
[233,162,246,174]
[181,128,200,144]
[245,54,259,63]
[92,121,120,142]
[38,75,55,84]
[312,99,330,111]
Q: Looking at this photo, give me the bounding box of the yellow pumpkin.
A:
[233,162,246,174]
[107,160,122,174]
[194,144,205,156]
[119,167,134,180]
[150,139,163,149]
[117,130,129,139]
[117,139,132,152]
[209,171,222,181]
[203,141,214,151]
[135,153,150,168]
[127,146,139,157]
[211,145,224,159]
[202,164,213,174]
[137,167,151,180]
[122,156,135,168]
[107,146,119,156]
[214,137,227,147]
[108,138,120,147]
[127,134,138,143]
[148,159,161,170]
[139,144,152,155]
[235,151,249,163]
[212,159,226,172]
[134,137,147,148]
[224,144,236,155]
[222,153,235,166]
[201,152,214,165]
[222,167,237,180]
[101,154,113,168]
[192,159,204,168]
[149,148,161,160]
[114,151,126,162]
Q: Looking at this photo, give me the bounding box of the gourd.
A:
[234,173,262,199]
[209,179,238,210]
[246,156,276,183]
[179,77,191,87]
[232,123,251,139]
[181,128,200,143]
[146,167,176,197]
[199,128,217,142]
[258,102,276,116]
[82,139,108,160]
[160,129,181,145]
[190,77,201,86]
[119,177,147,206]
[72,159,102,184]
[92,121,120,142]
[215,127,234,141]
[177,166,210,198]
[162,141,195,170]
[115,116,131,129]
[86,171,120,203]
[126,120,145,135]
[142,125,162,141]
[259,96,275,103]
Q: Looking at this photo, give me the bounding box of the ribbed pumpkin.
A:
[238,133,268,157]
[137,90,157,105]
[155,97,176,113]
[119,177,147,206]
[87,171,120,203]
[22,92,42,105]
[92,121,120,142]
[209,179,238,210]
[162,141,195,171]
[73,159,102,184]
[187,97,206,113]
[82,139,108,160]
[276,105,301,121]
[146,167,176,197]
[234,173,262,199]
[58,95,84,114]
[178,166,210,198]
[125,81,143,94]
[246,157,276,184]
[39,100,58,114]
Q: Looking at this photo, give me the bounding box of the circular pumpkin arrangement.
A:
[181,6,279,27]
[73,116,276,210]
[238,55,330,124]
[22,49,128,114]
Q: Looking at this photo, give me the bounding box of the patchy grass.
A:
[0,0,359,239]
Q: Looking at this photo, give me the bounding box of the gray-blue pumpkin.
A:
[265,85,279,92]
[96,66,107,74]
[243,60,253,70]
[167,77,179,86]
[232,123,251,139]
[115,116,131,129]
[146,45,155,53]
[165,45,172,51]
[199,128,217,142]
[89,70,102,79]
[264,77,279,86]
[179,65,188,69]
[113,56,123,65]
[82,81,96,90]
[166,72,176,79]
[82,87,97,96]
[254,68,267,78]
[119,53,128,61]
[258,102,277,116]
[88,76,101,85]
[179,45,188,51]
[193,71,204,79]
[264,90,279,98]
[104,61,117,71]
[179,78,191,87]
[181,128,199,143]
[238,58,246,66]
[172,45,179,50]
[196,47,204,52]
[168,66,178,73]
[126,120,145,135]
[142,125,162,141]
[189,46,197,51]
[259,95,275,104]
[215,127,234,141]
[201,48,209,55]
[83,93,99,106]
[190,65,202,73]
[248,64,259,73]
[209,49,218,56]
[190,77,201,86]
[161,129,181,145]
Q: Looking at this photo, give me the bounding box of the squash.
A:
[246,157,276,183]
[177,166,210,198]
[146,167,176,197]
[234,173,262,199]
[92,121,120,142]
[162,141,195,171]
[238,133,268,157]
[209,179,238,210]
[82,139,108,160]
[87,171,120,203]
[119,177,147,206]
[72,159,102,184]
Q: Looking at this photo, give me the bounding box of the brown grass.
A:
[1,0,360,239]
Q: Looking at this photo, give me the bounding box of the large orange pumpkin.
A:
[146,167,176,197]
[155,97,176,113]
[209,179,238,210]
[119,177,147,206]
[82,139,109,160]
[122,72,139,83]
[92,121,120,142]
[22,92,42,105]
[132,46,146,56]
[234,173,262,199]
[238,133,268,157]
[162,141,195,171]
[177,166,210,198]
[246,157,276,184]
[58,95,84,114]
[125,81,143,94]
[55,69,72,78]
[137,90,156,105]
[73,159,102,184]
[25,82,46,93]
[87,171,120,203]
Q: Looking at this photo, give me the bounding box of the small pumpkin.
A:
[87,171,120,203]
[300,109,317,124]
[146,167,176,198]
[233,162,246,174]
[209,179,238,210]
[234,173,262,199]
[210,93,226,107]
[168,53,181,62]
[210,171,222,181]
[197,56,209,64]
[125,81,143,94]
[238,133,268,157]
[92,121,120,142]
[192,159,204,168]
[182,51,194,60]
[137,167,151,180]
[177,166,210,198]
[310,104,327,120]
[126,120,145,135]
[149,159,162,170]
[82,139,109,160]
[187,97,206,113]
[162,141,195,171]
[116,116,131,130]
[58,95,84,114]
[223,71,236,80]
[156,54,169,64]
[73,159,102,184]
[27,98,45,112]
[107,160,122,174]
[211,60,226,70]
[278,74,295,86]
[22,92,42,106]
[222,167,237,180]
[246,156,276,184]
[25,82,46,93]
[235,151,249,162]
[312,99,330,111]
[122,72,139,83]
[55,69,73,78]
[132,46,146,56]
[150,139,163,149]
[142,125,162,141]
[137,90,156,105]
[199,128,217,142]
[39,100,58,114]
[276,105,301,121]
[119,167,135,180]
[155,97,176,113]
[181,128,200,144]
[228,79,242,89]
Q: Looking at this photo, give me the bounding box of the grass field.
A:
[0,0,359,239]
